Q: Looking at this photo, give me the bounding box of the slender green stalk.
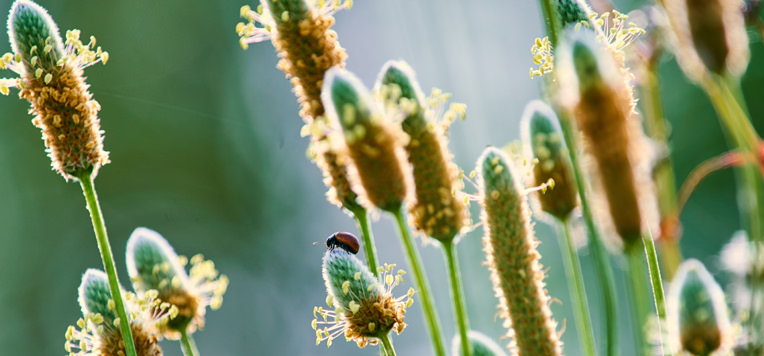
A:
[380,333,397,356]
[350,207,380,278]
[558,112,619,356]
[538,0,561,45]
[77,172,137,356]
[701,75,764,348]
[441,240,472,356]
[626,245,651,356]
[642,234,669,356]
[558,219,596,356]
[180,329,200,356]
[641,56,682,279]
[392,208,446,356]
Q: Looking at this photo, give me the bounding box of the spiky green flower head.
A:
[313,247,413,348]
[556,29,658,251]
[65,269,176,356]
[322,67,410,213]
[126,227,229,340]
[664,0,749,82]
[452,331,508,356]
[520,100,577,221]
[375,60,469,242]
[2,0,109,181]
[666,259,733,356]
[477,147,562,356]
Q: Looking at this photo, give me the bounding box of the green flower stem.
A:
[642,234,669,356]
[558,219,596,356]
[441,240,472,356]
[625,245,651,356]
[350,207,380,278]
[641,56,682,279]
[380,333,397,356]
[701,75,764,349]
[538,0,561,45]
[78,172,137,356]
[180,328,200,356]
[557,111,619,356]
[392,208,446,356]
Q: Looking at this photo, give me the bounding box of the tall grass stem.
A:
[626,246,651,356]
[351,208,380,278]
[78,173,137,356]
[441,240,472,356]
[559,219,596,356]
[642,234,669,356]
[380,333,397,356]
[558,112,619,356]
[392,208,446,356]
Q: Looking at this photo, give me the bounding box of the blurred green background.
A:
[0,0,760,355]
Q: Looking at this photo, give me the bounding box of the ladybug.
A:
[326,232,360,254]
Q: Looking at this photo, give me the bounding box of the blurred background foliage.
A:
[0,0,760,355]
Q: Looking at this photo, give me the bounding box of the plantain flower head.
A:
[313,246,412,348]
[3,0,110,181]
[126,227,229,339]
[65,269,176,356]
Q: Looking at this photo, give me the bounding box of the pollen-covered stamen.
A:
[236,4,274,48]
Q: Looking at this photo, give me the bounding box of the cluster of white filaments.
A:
[64,291,178,356]
[185,254,230,311]
[375,84,466,133]
[236,0,353,49]
[311,263,414,347]
[529,10,644,78]
[0,29,108,95]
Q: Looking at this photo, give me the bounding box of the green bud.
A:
[667,259,731,356]
[264,0,310,27]
[8,0,64,73]
[557,0,588,28]
[78,269,119,327]
[323,248,381,308]
[452,331,508,356]
[521,100,577,220]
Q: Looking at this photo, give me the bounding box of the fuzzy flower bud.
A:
[452,331,508,356]
[664,0,749,81]
[313,248,411,348]
[557,0,589,28]
[557,29,658,250]
[322,67,409,213]
[521,100,578,221]
[237,0,360,211]
[126,227,228,339]
[376,60,468,242]
[666,259,733,355]
[65,269,173,356]
[478,147,562,356]
[3,0,110,181]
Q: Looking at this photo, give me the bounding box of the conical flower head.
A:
[666,259,732,355]
[452,331,508,356]
[664,0,749,81]
[478,147,562,356]
[323,67,409,213]
[521,100,577,221]
[313,247,412,348]
[126,227,228,339]
[376,60,468,242]
[3,0,110,180]
[66,269,170,356]
[557,29,658,250]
